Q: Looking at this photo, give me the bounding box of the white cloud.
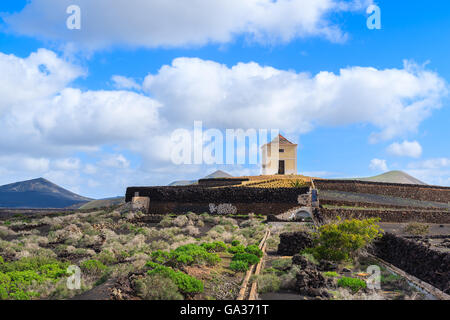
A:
[406,158,450,186]
[144,58,447,141]
[1,49,449,196]
[0,49,83,114]
[99,154,131,169]
[52,158,81,170]
[111,75,141,91]
[409,158,450,170]
[387,140,423,158]
[369,159,388,172]
[3,0,371,50]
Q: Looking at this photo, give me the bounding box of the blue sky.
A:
[0,0,449,198]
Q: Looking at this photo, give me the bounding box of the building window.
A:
[279,149,285,153]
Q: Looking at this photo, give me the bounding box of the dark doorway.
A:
[278,160,285,175]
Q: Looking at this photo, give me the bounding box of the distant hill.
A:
[168,170,233,186]
[0,178,92,209]
[202,170,233,179]
[355,171,426,185]
[78,197,125,210]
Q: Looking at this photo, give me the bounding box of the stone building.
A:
[261,134,298,175]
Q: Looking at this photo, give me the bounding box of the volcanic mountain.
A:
[0,178,92,209]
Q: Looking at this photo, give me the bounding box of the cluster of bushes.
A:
[151,243,221,267]
[145,261,204,296]
[228,242,263,272]
[0,256,69,300]
[337,277,367,293]
[303,218,382,262]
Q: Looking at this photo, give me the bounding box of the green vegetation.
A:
[323,271,340,278]
[232,253,260,265]
[146,262,204,295]
[80,259,107,276]
[244,245,263,258]
[255,274,281,294]
[229,260,249,272]
[151,243,221,267]
[227,244,246,254]
[271,258,292,272]
[337,277,367,293]
[0,256,69,300]
[134,274,183,300]
[201,241,227,253]
[304,218,382,262]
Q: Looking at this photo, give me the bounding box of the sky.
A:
[0,0,449,199]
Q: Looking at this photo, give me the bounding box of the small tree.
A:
[306,218,382,262]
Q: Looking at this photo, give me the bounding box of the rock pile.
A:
[292,254,332,298]
[277,231,314,256]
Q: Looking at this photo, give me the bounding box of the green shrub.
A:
[232,253,260,265]
[227,244,246,254]
[152,244,221,267]
[271,258,292,271]
[231,240,240,247]
[171,244,221,266]
[201,241,227,253]
[134,274,183,300]
[337,277,367,293]
[146,262,203,295]
[245,245,263,258]
[256,274,281,294]
[80,259,107,276]
[307,218,382,262]
[229,260,249,272]
[323,271,339,278]
[0,257,69,300]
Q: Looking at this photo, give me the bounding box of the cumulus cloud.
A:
[369,159,388,172]
[2,0,371,50]
[143,58,447,141]
[0,49,448,195]
[387,140,423,158]
[111,75,142,91]
[406,158,450,186]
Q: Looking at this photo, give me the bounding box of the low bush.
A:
[245,245,263,258]
[151,244,221,267]
[271,258,292,272]
[256,274,281,294]
[337,277,367,293]
[201,241,227,253]
[323,271,339,278]
[146,262,203,295]
[134,274,183,300]
[229,260,249,272]
[0,257,69,300]
[80,259,107,276]
[227,244,246,254]
[403,222,429,236]
[231,240,240,247]
[232,253,260,266]
[305,218,382,262]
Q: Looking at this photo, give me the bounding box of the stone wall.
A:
[320,208,450,223]
[373,233,450,294]
[125,186,309,215]
[198,178,249,187]
[315,180,450,203]
[320,199,440,210]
